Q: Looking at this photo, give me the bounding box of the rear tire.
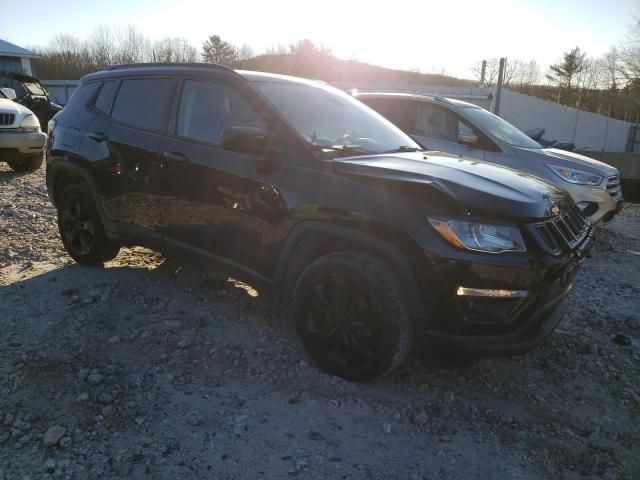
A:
[291,251,412,382]
[7,154,43,173]
[57,183,120,265]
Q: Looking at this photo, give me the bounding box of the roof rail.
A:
[355,89,454,105]
[107,62,236,73]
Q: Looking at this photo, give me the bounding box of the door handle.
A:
[162,151,191,165]
[88,131,108,143]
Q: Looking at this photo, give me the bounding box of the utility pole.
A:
[494,57,506,116]
[480,60,487,86]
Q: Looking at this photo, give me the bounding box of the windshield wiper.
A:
[309,144,376,156]
[382,146,422,153]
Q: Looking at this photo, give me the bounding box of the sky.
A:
[0,0,637,79]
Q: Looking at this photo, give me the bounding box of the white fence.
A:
[42,80,79,105]
[42,78,633,153]
[498,89,631,153]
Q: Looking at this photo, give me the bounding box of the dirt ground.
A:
[1,162,639,480]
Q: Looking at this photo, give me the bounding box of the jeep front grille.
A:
[606,176,622,200]
[535,206,591,255]
[0,113,15,126]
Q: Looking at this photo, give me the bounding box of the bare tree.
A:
[153,37,198,63]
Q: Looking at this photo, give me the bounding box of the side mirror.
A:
[525,128,545,141]
[458,131,479,147]
[220,126,268,156]
[1,88,17,100]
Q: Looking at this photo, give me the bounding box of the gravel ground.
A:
[0,162,639,480]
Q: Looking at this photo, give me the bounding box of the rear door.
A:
[157,77,287,277]
[85,76,176,246]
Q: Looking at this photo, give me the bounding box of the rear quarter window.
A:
[111,78,175,132]
[65,82,101,109]
[94,80,116,113]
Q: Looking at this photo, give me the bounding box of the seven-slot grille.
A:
[535,206,590,254]
[606,176,622,200]
[0,113,15,126]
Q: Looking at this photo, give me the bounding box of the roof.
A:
[353,91,481,109]
[81,63,318,88]
[0,39,39,59]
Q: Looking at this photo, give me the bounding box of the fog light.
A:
[577,202,598,216]
[456,287,529,298]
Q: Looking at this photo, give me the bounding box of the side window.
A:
[177,80,265,146]
[111,78,175,131]
[364,98,414,131]
[414,104,459,142]
[94,80,115,113]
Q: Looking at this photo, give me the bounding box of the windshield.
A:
[253,80,420,155]
[23,81,47,96]
[463,107,542,149]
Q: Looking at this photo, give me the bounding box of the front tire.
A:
[291,252,412,382]
[57,184,120,265]
[7,154,43,172]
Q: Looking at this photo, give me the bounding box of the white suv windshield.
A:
[463,107,542,149]
[253,81,420,155]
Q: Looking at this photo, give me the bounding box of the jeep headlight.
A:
[18,114,41,133]
[429,218,526,253]
[546,164,602,186]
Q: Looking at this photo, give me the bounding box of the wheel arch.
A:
[273,220,428,321]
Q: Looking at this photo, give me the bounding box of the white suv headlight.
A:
[429,218,526,253]
[18,114,41,133]
[546,164,602,186]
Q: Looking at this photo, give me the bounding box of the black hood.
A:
[333,151,572,220]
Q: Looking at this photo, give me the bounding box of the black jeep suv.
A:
[46,64,592,381]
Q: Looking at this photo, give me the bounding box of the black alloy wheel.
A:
[292,252,411,381]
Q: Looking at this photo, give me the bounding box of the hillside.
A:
[240,53,475,86]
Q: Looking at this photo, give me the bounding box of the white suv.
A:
[356,92,623,225]
[0,87,47,172]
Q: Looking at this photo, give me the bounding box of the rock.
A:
[412,411,429,426]
[98,393,113,404]
[612,334,632,347]
[43,425,66,446]
[588,433,620,453]
[3,413,14,426]
[76,392,89,402]
[58,436,72,449]
[78,369,89,382]
[308,431,325,441]
[186,411,203,426]
[44,458,56,473]
[101,405,114,417]
[86,373,104,385]
[382,423,392,434]
[624,313,640,331]
[177,339,191,349]
[107,336,121,344]
[0,431,9,444]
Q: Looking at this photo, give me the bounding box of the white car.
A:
[355,92,623,225]
[0,87,47,172]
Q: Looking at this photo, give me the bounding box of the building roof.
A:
[0,39,39,59]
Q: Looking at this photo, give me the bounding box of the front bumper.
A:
[413,224,593,356]
[0,131,47,157]
[562,181,623,225]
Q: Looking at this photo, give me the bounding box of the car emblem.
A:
[550,204,560,215]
